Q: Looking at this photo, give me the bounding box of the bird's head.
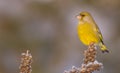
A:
[77,11,93,22]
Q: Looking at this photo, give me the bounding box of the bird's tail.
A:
[99,42,109,53]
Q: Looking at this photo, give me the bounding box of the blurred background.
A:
[0,0,119,73]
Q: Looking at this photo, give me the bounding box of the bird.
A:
[76,11,109,53]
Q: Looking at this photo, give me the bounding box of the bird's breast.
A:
[77,23,99,45]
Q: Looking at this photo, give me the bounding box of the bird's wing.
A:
[94,23,104,43]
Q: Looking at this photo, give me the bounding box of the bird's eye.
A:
[80,14,85,17]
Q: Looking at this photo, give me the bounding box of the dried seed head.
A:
[64,42,103,73]
[19,50,33,73]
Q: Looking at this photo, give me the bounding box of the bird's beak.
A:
[76,15,81,19]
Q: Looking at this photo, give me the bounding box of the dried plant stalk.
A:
[19,50,33,73]
[64,42,103,73]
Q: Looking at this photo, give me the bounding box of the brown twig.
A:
[19,50,33,73]
[64,43,103,73]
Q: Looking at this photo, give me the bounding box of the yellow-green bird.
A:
[77,11,109,53]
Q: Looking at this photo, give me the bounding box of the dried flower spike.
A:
[83,42,97,64]
[64,43,103,73]
[19,50,33,73]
